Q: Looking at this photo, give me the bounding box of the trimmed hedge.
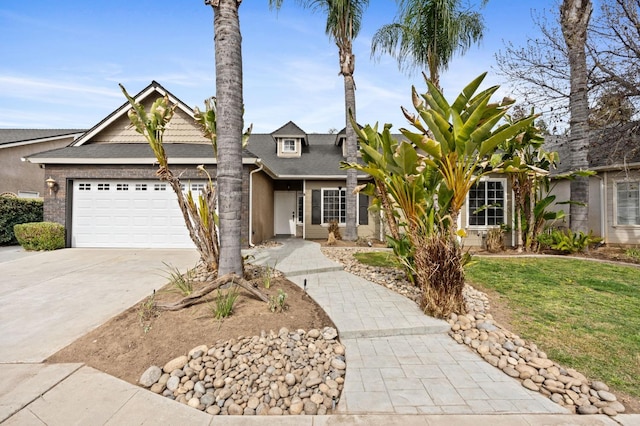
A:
[14,222,65,251]
[0,197,43,245]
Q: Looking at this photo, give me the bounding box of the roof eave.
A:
[0,132,84,150]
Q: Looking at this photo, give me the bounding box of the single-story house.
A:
[26,81,382,248]
[546,123,640,245]
[0,129,84,197]
[21,81,530,249]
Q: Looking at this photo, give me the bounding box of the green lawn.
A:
[466,257,640,398]
[353,252,640,398]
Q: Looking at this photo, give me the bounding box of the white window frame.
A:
[282,139,297,153]
[321,188,347,225]
[614,180,640,226]
[466,178,507,228]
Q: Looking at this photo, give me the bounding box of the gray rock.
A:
[577,405,599,414]
[322,327,338,340]
[139,366,162,388]
[200,393,215,407]
[304,400,318,415]
[605,401,626,413]
[166,376,180,392]
[597,390,617,402]
[591,381,609,392]
[331,358,346,370]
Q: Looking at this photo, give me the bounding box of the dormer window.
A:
[283,139,296,153]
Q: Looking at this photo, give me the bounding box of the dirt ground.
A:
[47,271,334,385]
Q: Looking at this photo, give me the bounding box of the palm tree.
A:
[371,0,487,88]
[282,0,369,241]
[204,0,244,275]
[560,0,592,234]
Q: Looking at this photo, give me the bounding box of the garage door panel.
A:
[72,180,198,248]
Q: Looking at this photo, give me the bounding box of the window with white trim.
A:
[282,139,296,153]
[616,181,640,225]
[322,188,346,224]
[467,179,505,226]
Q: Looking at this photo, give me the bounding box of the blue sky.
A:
[0,0,559,133]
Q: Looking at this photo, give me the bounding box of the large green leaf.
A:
[451,72,487,112]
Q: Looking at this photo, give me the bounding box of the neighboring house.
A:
[546,123,640,245]
[0,129,84,197]
[26,81,380,249]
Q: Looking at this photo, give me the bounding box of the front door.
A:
[274,191,297,236]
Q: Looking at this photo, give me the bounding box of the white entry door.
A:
[274,191,296,236]
[71,180,202,248]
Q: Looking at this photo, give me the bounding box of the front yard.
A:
[465,257,640,400]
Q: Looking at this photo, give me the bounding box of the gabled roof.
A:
[335,123,363,146]
[0,129,85,149]
[271,121,308,146]
[71,81,195,146]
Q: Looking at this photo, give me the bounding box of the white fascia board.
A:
[27,157,260,165]
[274,174,368,180]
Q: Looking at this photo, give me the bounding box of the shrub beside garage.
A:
[0,197,44,245]
[14,222,65,251]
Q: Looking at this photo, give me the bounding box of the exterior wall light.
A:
[45,177,59,195]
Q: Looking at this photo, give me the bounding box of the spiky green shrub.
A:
[0,197,43,245]
[14,222,64,251]
[210,287,239,320]
[537,228,602,254]
[163,262,195,296]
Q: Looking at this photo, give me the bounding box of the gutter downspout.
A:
[248,159,264,247]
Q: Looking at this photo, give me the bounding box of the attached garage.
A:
[71,179,202,248]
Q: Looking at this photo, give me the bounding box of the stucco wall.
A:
[250,169,274,245]
[303,180,378,241]
[0,137,76,195]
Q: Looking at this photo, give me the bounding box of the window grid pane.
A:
[468,181,505,226]
[322,189,346,224]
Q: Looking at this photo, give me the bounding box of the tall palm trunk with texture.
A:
[209,0,244,275]
[561,0,592,233]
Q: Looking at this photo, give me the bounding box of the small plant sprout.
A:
[263,260,278,289]
[163,262,196,296]
[210,285,239,320]
[268,289,288,313]
[138,290,157,334]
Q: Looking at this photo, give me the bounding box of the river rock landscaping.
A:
[139,326,345,415]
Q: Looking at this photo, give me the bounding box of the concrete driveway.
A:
[0,247,199,363]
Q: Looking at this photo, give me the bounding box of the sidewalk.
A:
[1,240,636,425]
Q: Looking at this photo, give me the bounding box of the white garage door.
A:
[71,180,204,248]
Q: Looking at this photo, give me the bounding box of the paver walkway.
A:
[248,239,567,415]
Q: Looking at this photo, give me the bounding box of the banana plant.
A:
[400,72,539,238]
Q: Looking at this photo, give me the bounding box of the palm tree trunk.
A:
[344,73,358,241]
[561,0,592,234]
[213,0,244,275]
